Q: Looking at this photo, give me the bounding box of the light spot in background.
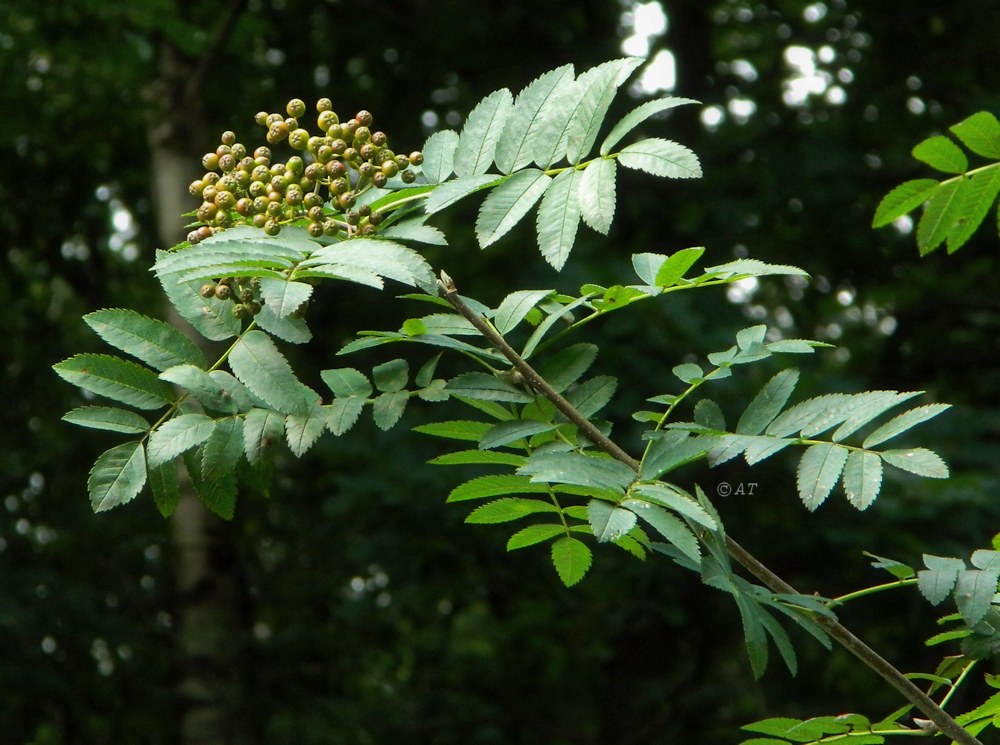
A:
[619,1,676,94]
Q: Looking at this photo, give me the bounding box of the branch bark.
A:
[438,272,981,745]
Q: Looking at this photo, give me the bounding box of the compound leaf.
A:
[62,405,150,435]
[618,138,702,179]
[842,450,883,510]
[566,57,644,163]
[862,403,951,448]
[84,308,207,371]
[424,174,503,214]
[54,354,174,411]
[872,178,941,228]
[466,497,560,524]
[201,416,245,478]
[453,87,514,177]
[536,168,582,270]
[495,64,575,173]
[88,441,147,513]
[507,523,566,550]
[447,474,552,503]
[881,448,949,478]
[737,369,799,435]
[578,157,617,234]
[146,413,215,469]
[519,451,635,491]
[950,111,1000,158]
[242,407,285,462]
[372,391,409,430]
[494,289,555,335]
[258,277,313,318]
[420,129,460,184]
[228,330,310,416]
[285,394,328,455]
[326,396,365,436]
[946,166,1000,252]
[476,169,552,247]
[587,499,638,542]
[797,443,849,510]
[912,135,968,174]
[916,179,962,254]
[551,536,592,587]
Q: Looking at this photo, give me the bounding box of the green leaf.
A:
[424,174,503,214]
[447,474,553,503]
[881,448,949,478]
[551,536,593,587]
[911,134,969,174]
[326,396,365,436]
[155,267,241,342]
[446,372,533,403]
[629,484,718,530]
[242,407,285,462]
[88,441,147,512]
[160,364,240,414]
[536,168,582,270]
[519,451,635,491]
[285,394,328,454]
[453,87,514,177]
[831,391,921,442]
[694,399,726,430]
[701,259,808,280]
[476,170,552,247]
[320,368,373,398]
[429,450,528,467]
[372,359,409,393]
[84,308,206,371]
[479,419,556,450]
[955,570,1000,626]
[299,238,435,293]
[946,166,1000,252]
[737,369,799,435]
[865,552,915,580]
[415,420,493,442]
[741,717,803,736]
[862,403,951,448]
[950,111,1000,158]
[148,461,180,518]
[733,593,769,679]
[494,289,554,335]
[872,178,941,227]
[253,302,312,344]
[537,343,598,393]
[258,277,313,318]
[201,416,244,478]
[578,158,617,234]
[655,247,705,287]
[566,57,644,163]
[587,499,638,542]
[381,219,448,246]
[672,362,703,383]
[228,330,310,416]
[618,138,702,179]
[564,375,617,418]
[532,78,585,168]
[601,96,700,155]
[797,443,849,510]
[420,129,460,184]
[62,405,150,435]
[372,391,409,430]
[54,354,174,410]
[918,556,963,605]
[495,64,575,173]
[842,450,883,510]
[146,413,215,469]
[631,252,669,285]
[466,497,560,524]
[632,502,700,564]
[640,431,714,479]
[507,524,566,550]
[916,179,962,254]
[183,451,236,520]
[766,394,848,437]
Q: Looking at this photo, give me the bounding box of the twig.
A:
[438,271,981,745]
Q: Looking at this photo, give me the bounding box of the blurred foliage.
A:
[3,0,1000,743]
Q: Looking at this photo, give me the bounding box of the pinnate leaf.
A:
[243,407,285,462]
[321,368,373,398]
[737,369,799,435]
[326,396,365,436]
[424,174,503,214]
[587,499,638,542]
[881,448,949,478]
[495,64,575,173]
[551,536,593,587]
[253,302,312,344]
[146,413,215,469]
[862,404,951,448]
[912,135,968,174]
[259,277,313,318]
[872,178,940,227]
[494,289,554,335]
[420,129,460,184]
[372,391,409,431]
[655,247,705,287]
[916,179,962,254]
[507,524,566,551]
[842,450,883,510]
[453,87,513,177]
[519,451,635,491]
[63,405,150,435]
[84,308,206,371]
[475,169,552,247]
[228,330,310,416]
[566,57,644,163]
[285,395,328,454]
[945,166,1000,252]
[601,96,699,155]
[536,168,582,270]
[797,443,849,510]
[201,416,244,478]
[618,138,702,179]
[447,474,552,503]
[578,158,617,235]
[466,497,560,524]
[950,111,1000,158]
[629,501,700,564]
[88,441,147,512]
[54,354,174,411]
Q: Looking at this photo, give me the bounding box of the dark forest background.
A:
[3,1,1000,743]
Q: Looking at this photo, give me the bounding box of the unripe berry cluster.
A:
[187,98,424,244]
[199,277,265,319]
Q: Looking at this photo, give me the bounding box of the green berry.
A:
[263,219,281,236]
[408,151,424,166]
[317,110,339,131]
[214,283,232,300]
[316,97,333,113]
[202,152,220,171]
[200,282,217,298]
[286,98,307,118]
[307,221,323,238]
[288,128,310,150]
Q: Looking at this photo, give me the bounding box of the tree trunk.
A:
[145,29,248,745]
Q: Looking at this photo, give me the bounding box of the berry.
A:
[316,97,333,112]
[286,98,306,118]
[214,284,232,300]
[200,282,217,297]
[409,151,424,166]
[317,110,338,131]
[355,110,373,127]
